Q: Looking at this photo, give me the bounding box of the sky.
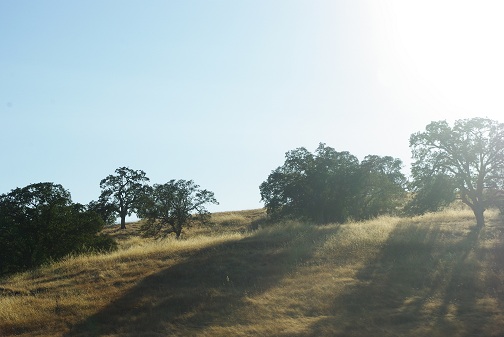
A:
[1,0,504,214]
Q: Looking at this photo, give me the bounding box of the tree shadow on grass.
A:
[66,224,338,336]
[309,219,502,337]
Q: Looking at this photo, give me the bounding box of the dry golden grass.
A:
[1,207,504,336]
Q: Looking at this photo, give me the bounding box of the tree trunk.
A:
[461,191,485,228]
[472,204,485,228]
[120,215,127,229]
[174,222,182,239]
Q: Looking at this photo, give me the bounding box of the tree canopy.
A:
[357,155,407,218]
[409,117,504,226]
[260,143,406,223]
[0,182,116,275]
[404,173,457,215]
[99,167,150,229]
[139,179,218,238]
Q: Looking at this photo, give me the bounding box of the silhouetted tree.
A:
[0,182,116,275]
[260,143,406,223]
[139,180,218,238]
[410,118,504,227]
[99,167,150,229]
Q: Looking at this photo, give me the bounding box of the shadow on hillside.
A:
[309,220,496,337]
[66,225,338,336]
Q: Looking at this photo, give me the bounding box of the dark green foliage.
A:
[0,183,116,276]
[82,233,117,253]
[260,143,406,223]
[404,174,457,215]
[356,155,407,218]
[87,199,117,226]
[139,180,218,238]
[99,167,150,229]
[410,118,504,226]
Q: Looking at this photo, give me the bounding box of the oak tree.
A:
[99,167,150,229]
[260,143,405,223]
[0,182,115,275]
[139,180,218,238]
[410,118,504,227]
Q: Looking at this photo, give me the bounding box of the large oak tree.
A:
[410,118,504,227]
[99,167,150,229]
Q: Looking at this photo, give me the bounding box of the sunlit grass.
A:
[1,207,504,336]
[0,219,248,337]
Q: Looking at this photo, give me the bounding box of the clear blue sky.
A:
[2,1,504,213]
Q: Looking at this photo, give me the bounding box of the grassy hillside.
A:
[1,208,504,336]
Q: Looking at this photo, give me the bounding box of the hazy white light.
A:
[370,0,504,121]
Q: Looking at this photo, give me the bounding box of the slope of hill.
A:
[1,208,504,336]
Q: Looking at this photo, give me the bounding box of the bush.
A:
[0,183,116,276]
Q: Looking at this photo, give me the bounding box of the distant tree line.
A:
[260,117,504,227]
[93,167,218,237]
[2,117,503,276]
[0,168,218,276]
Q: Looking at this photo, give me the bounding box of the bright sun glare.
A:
[372,1,504,121]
